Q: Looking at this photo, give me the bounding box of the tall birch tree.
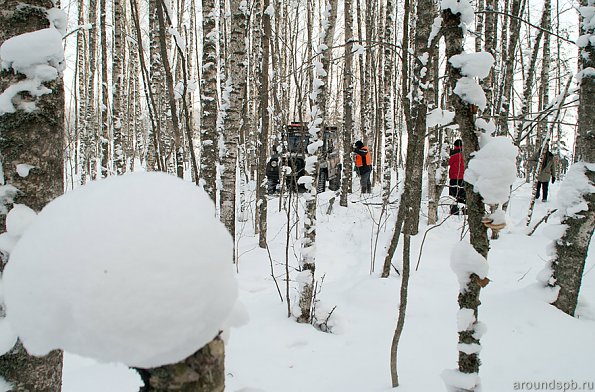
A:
[221,0,247,241]
[297,0,338,324]
[442,3,491,388]
[341,0,354,207]
[547,0,595,317]
[201,0,220,202]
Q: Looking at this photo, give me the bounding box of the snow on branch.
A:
[464,137,518,205]
[449,52,494,79]
[441,0,475,28]
[554,162,595,220]
[441,369,481,392]
[450,242,489,293]
[1,173,243,368]
[0,7,66,115]
[449,52,494,111]
[427,108,455,128]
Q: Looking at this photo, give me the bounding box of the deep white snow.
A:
[37,173,594,392]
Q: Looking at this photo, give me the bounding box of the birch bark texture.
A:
[221,0,248,240]
[256,0,271,249]
[200,0,220,202]
[297,0,338,324]
[341,0,355,207]
[0,1,65,389]
[549,0,595,316]
[390,0,437,385]
[442,3,490,387]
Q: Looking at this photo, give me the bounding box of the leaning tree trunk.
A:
[156,0,184,179]
[443,6,490,385]
[496,0,525,136]
[0,1,65,389]
[380,0,424,278]
[389,0,437,384]
[549,0,595,316]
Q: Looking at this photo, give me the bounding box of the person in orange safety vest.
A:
[353,140,372,194]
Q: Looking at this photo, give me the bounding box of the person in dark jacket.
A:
[535,146,557,202]
[353,140,372,194]
[449,139,466,214]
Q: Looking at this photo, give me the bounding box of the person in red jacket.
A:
[449,139,466,214]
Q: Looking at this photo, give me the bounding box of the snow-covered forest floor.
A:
[62,177,595,391]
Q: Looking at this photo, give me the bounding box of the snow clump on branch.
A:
[440,0,475,27]
[0,8,66,115]
[464,137,518,205]
[2,172,242,368]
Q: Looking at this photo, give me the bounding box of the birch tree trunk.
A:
[113,0,126,175]
[86,0,99,180]
[256,0,270,248]
[381,0,395,202]
[390,0,437,383]
[537,0,551,144]
[76,1,87,182]
[298,0,338,324]
[149,0,167,171]
[443,6,490,382]
[156,0,184,179]
[496,0,525,136]
[0,1,64,388]
[201,0,220,202]
[341,0,354,207]
[136,335,225,392]
[100,0,110,177]
[482,0,497,115]
[549,0,595,316]
[221,0,247,241]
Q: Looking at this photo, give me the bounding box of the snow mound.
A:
[3,172,238,368]
[450,241,488,292]
[464,137,518,205]
[449,52,494,79]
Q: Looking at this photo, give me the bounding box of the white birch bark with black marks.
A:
[256,0,270,249]
[547,0,595,317]
[381,0,395,203]
[297,0,338,324]
[99,0,110,177]
[221,0,247,244]
[341,0,354,207]
[442,4,490,386]
[200,0,220,202]
[113,0,126,175]
[390,0,437,384]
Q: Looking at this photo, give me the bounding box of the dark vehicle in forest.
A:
[266,122,342,194]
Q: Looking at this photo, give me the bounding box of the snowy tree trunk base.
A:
[137,336,225,392]
[297,265,315,323]
[552,182,594,316]
[0,343,62,392]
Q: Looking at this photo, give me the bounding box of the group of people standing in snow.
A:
[352,138,557,211]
